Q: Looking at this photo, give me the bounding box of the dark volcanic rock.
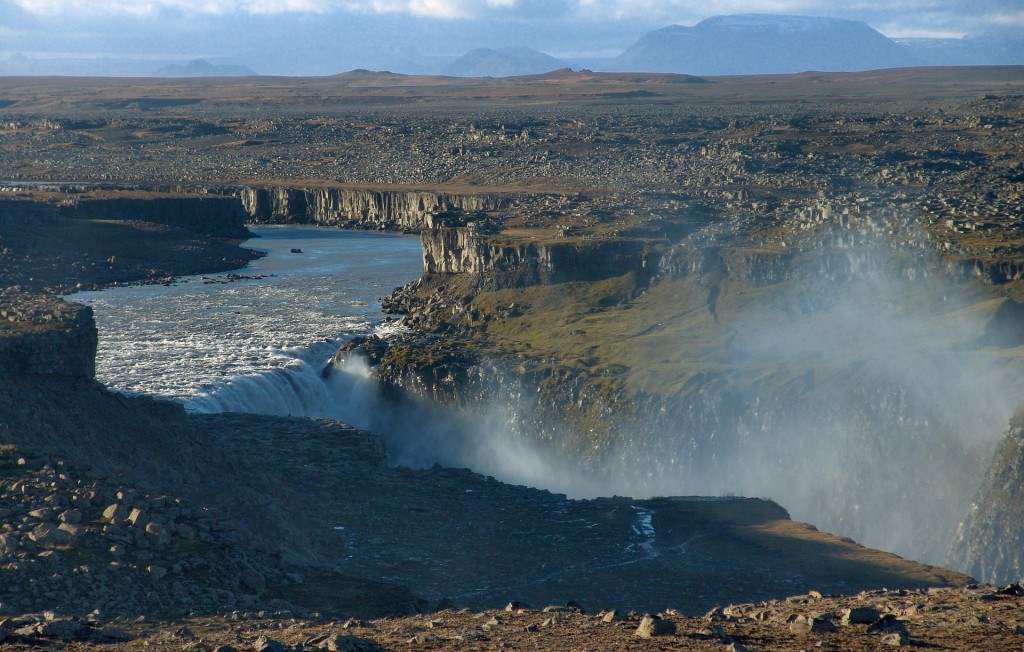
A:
[0,291,96,378]
[63,195,251,239]
[951,408,1024,583]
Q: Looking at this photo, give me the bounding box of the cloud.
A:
[989,8,1024,29]
[11,0,527,18]
[575,0,818,22]
[9,0,1021,31]
[12,0,341,16]
[343,0,522,19]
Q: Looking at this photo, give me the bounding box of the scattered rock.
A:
[27,506,55,520]
[321,634,382,651]
[35,617,86,640]
[27,522,71,546]
[251,634,287,652]
[995,582,1024,597]
[881,631,910,646]
[839,606,882,625]
[789,614,837,634]
[599,609,623,622]
[103,503,127,523]
[867,615,908,636]
[541,605,573,613]
[635,614,675,638]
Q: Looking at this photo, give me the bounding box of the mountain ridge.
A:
[611,14,919,75]
[152,58,257,77]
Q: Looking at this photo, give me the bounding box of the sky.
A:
[1,0,1022,75]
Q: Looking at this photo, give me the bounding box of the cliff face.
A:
[951,410,1024,583]
[0,292,96,379]
[62,196,251,239]
[420,226,652,287]
[240,187,509,232]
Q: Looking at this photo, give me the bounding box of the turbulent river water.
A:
[74,226,423,414]
[75,224,605,500]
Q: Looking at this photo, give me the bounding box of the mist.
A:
[601,223,1024,566]
[312,354,608,499]
[313,223,1023,568]
[175,216,1024,570]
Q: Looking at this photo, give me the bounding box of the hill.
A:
[612,14,918,75]
[444,47,567,77]
[152,58,256,77]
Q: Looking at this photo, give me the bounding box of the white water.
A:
[75,225,604,498]
[74,226,423,414]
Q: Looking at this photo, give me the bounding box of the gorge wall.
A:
[239,186,511,232]
[420,225,654,288]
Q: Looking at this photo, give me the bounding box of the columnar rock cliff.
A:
[240,186,510,232]
[420,225,653,287]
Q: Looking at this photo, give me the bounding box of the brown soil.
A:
[2,584,1023,651]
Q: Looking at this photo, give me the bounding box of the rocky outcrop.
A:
[0,291,96,378]
[61,195,250,239]
[951,409,1024,583]
[421,225,653,288]
[240,186,509,232]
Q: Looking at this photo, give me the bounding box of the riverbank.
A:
[0,196,261,294]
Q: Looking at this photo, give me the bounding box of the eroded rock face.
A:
[0,291,96,378]
[420,226,651,287]
[240,186,508,232]
[951,410,1024,583]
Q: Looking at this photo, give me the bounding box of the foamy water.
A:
[74,226,423,412]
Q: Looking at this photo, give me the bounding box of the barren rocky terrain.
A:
[3,67,1024,649]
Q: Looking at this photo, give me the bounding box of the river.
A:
[74,226,423,414]
[74,224,604,498]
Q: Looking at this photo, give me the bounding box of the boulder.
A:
[322,635,383,651]
[102,503,128,524]
[789,614,837,634]
[867,615,908,636]
[36,617,85,641]
[635,614,676,638]
[840,606,883,625]
[27,522,71,546]
[251,635,287,652]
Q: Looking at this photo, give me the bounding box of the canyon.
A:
[1,67,1024,649]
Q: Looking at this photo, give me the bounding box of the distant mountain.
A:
[152,59,256,77]
[612,14,919,75]
[897,33,1024,66]
[444,47,566,77]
